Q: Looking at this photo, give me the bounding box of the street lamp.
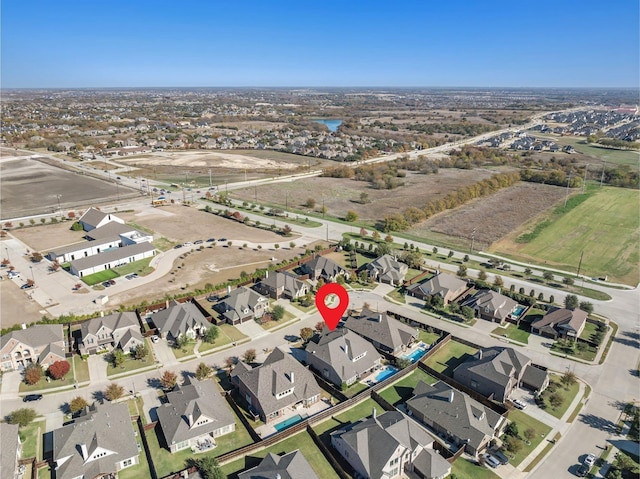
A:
[5,247,9,263]
[29,266,34,282]
[56,194,62,213]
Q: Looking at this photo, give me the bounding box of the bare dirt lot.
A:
[233,168,501,223]
[409,182,567,249]
[0,279,49,328]
[0,157,126,219]
[11,222,87,253]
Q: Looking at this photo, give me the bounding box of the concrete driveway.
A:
[87,355,108,383]
[152,339,178,367]
[235,320,269,340]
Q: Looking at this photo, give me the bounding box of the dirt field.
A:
[111,239,326,308]
[0,157,125,219]
[0,279,49,328]
[118,150,301,170]
[409,182,567,248]
[233,168,500,223]
[11,222,88,253]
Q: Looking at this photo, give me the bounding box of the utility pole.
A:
[285,192,288,211]
[600,161,606,188]
[254,185,257,203]
[470,228,476,253]
[582,164,589,193]
[209,169,212,187]
[56,194,62,213]
[326,223,329,241]
[576,250,584,278]
[564,174,572,209]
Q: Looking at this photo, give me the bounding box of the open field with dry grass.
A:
[408,182,567,248]
[0,157,132,219]
[0,276,49,328]
[233,168,501,223]
[11,221,88,253]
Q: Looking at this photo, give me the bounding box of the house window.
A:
[471,380,479,389]
[175,440,189,451]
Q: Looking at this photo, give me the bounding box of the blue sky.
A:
[2,0,638,88]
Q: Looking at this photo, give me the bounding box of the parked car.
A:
[194,240,203,245]
[491,449,510,465]
[7,271,20,279]
[174,244,183,249]
[23,394,43,402]
[576,464,589,477]
[483,454,500,468]
[206,238,216,242]
[102,281,112,288]
[108,279,116,286]
[583,453,596,467]
[150,335,160,343]
[218,238,227,242]
[183,242,193,247]
[20,283,34,289]
[206,295,219,302]
[513,399,527,410]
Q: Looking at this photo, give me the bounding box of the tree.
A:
[505,422,519,437]
[493,275,504,287]
[300,327,314,343]
[400,250,422,269]
[461,306,475,321]
[69,396,89,415]
[549,392,564,409]
[24,364,42,385]
[195,362,212,380]
[432,247,438,255]
[538,292,544,301]
[561,370,577,387]
[524,268,532,276]
[429,294,444,309]
[606,469,623,479]
[478,269,488,281]
[542,271,554,281]
[274,243,280,250]
[133,343,149,360]
[31,252,43,263]
[524,428,536,442]
[271,305,285,321]
[203,326,219,344]
[111,349,126,368]
[463,254,469,262]
[315,321,325,333]
[282,224,292,236]
[504,436,524,454]
[384,234,393,243]
[177,334,190,350]
[395,357,412,369]
[372,231,381,241]
[359,191,370,204]
[8,408,37,427]
[224,357,236,373]
[160,370,178,390]
[579,301,594,314]
[448,250,454,259]
[613,451,636,473]
[457,265,468,277]
[190,456,225,479]
[345,210,358,222]
[564,294,579,310]
[105,382,125,401]
[304,197,316,208]
[359,227,368,237]
[290,241,296,249]
[242,349,257,364]
[71,221,83,231]
[48,360,71,380]
[562,276,575,287]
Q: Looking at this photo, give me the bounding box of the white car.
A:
[183,242,193,247]
[150,335,160,343]
[513,399,527,410]
[583,453,596,467]
[7,271,20,279]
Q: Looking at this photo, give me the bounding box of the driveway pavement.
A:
[235,320,269,340]
[87,355,108,383]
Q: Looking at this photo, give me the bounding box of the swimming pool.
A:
[273,414,304,432]
[512,305,526,318]
[375,366,399,382]
[402,347,428,363]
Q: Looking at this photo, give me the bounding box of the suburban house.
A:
[78,207,125,231]
[216,286,269,324]
[69,242,156,278]
[157,377,236,454]
[453,347,549,402]
[231,348,321,424]
[305,328,382,388]
[78,311,144,355]
[364,254,409,286]
[345,308,418,355]
[331,410,451,479]
[299,255,347,282]
[0,324,66,372]
[530,307,588,340]
[406,381,507,457]
[150,300,211,341]
[253,271,309,300]
[238,450,319,479]
[407,272,468,305]
[52,402,139,479]
[461,289,519,324]
[1,423,22,479]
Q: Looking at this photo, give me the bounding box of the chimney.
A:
[498,287,501,295]
[448,390,454,402]
[372,407,377,420]
[377,314,382,322]
[80,443,89,460]
[187,413,193,426]
[344,343,349,356]
[227,285,232,295]
[21,323,27,330]
[265,270,268,279]
[290,372,295,383]
[477,350,482,360]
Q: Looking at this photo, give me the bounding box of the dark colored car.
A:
[20,283,34,289]
[174,244,183,249]
[206,238,216,242]
[491,449,509,465]
[102,281,112,288]
[576,464,589,477]
[194,240,203,245]
[23,394,43,402]
[218,238,227,242]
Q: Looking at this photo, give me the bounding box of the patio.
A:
[255,396,332,438]
[191,435,215,453]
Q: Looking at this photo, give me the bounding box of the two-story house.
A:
[407,272,468,305]
[331,410,451,479]
[461,289,519,324]
[216,286,269,325]
[151,300,210,341]
[531,307,588,340]
[253,271,309,300]
[238,450,319,479]
[79,312,144,355]
[299,255,347,282]
[345,308,418,356]
[0,325,66,372]
[364,255,409,286]
[231,348,321,424]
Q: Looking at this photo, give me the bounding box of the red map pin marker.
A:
[315,283,349,331]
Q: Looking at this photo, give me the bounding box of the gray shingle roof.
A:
[0,324,64,350]
[413,449,451,479]
[365,255,409,283]
[521,365,549,391]
[532,308,587,334]
[300,255,345,279]
[306,328,380,384]
[151,301,209,338]
[454,347,530,388]
[1,423,20,479]
[231,348,321,417]
[157,378,235,446]
[258,271,307,297]
[80,311,140,339]
[407,380,504,451]
[345,308,417,353]
[79,207,110,229]
[69,242,155,272]
[85,222,138,241]
[463,290,518,321]
[53,402,139,479]
[407,272,467,299]
[238,450,319,479]
[220,286,268,317]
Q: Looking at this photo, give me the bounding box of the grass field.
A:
[113,257,154,277]
[423,340,478,376]
[491,322,530,344]
[491,186,640,285]
[555,136,640,167]
[82,269,119,286]
[507,409,552,466]
[20,420,45,459]
[378,369,438,405]
[418,329,442,345]
[452,457,500,479]
[537,376,581,419]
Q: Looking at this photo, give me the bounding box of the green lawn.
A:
[378,369,438,406]
[537,376,581,419]
[418,329,442,346]
[113,257,154,277]
[491,322,531,344]
[556,136,640,167]
[73,355,90,383]
[580,321,602,341]
[199,324,248,354]
[146,411,255,478]
[493,186,640,285]
[313,397,382,437]
[506,409,552,466]
[289,301,317,314]
[37,465,51,479]
[119,420,151,479]
[386,288,406,304]
[153,236,178,252]
[423,340,478,376]
[260,310,297,331]
[343,381,369,398]
[523,432,561,472]
[221,431,338,479]
[127,396,145,420]
[19,360,77,393]
[82,269,119,286]
[405,268,424,281]
[551,340,598,362]
[107,343,155,376]
[20,419,45,460]
[452,457,500,479]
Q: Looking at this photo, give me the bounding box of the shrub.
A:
[203,326,219,344]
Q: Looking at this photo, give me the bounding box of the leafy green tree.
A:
[271,305,285,321]
[561,370,577,387]
[395,357,412,369]
[188,456,225,479]
[345,210,358,222]
[549,393,564,409]
[195,362,212,380]
[203,326,219,344]
[432,247,438,255]
[563,277,575,286]
[524,268,532,276]
[111,349,126,368]
[493,275,504,287]
[457,265,467,277]
[463,254,469,262]
[461,306,475,321]
[69,397,89,414]
[564,294,579,310]
[448,250,454,259]
[8,408,37,427]
[505,422,519,437]
[430,294,444,309]
[133,343,149,360]
[579,301,594,314]
[478,269,488,281]
[542,271,554,281]
[177,334,190,350]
